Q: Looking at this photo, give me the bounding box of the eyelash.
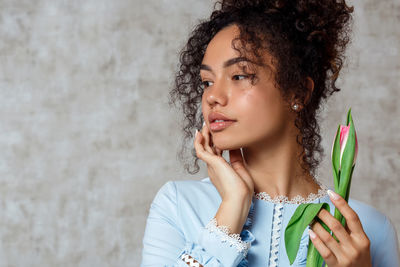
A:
[201,74,254,89]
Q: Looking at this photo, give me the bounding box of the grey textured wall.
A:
[0,0,398,266]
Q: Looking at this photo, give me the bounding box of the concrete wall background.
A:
[0,0,398,266]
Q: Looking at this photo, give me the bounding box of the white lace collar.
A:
[253,181,329,204]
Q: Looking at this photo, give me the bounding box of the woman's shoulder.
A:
[347,197,386,223]
[347,198,400,265]
[154,177,221,209]
[347,197,398,247]
[174,176,217,194]
[346,197,392,230]
[163,176,220,200]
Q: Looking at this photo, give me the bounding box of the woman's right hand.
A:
[193,121,254,204]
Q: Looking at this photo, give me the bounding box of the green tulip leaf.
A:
[346,107,352,125]
[332,124,341,191]
[344,165,355,202]
[306,240,319,267]
[285,203,331,265]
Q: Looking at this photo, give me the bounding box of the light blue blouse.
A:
[140,177,400,266]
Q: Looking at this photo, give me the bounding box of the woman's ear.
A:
[303,77,314,105]
[288,77,314,111]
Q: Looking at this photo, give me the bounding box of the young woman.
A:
[141,1,400,266]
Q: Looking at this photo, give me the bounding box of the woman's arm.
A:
[140,181,253,267]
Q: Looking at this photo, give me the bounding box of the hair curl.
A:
[168,0,354,178]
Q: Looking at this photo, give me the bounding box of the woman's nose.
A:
[205,79,228,107]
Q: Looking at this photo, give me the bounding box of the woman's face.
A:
[200,24,296,151]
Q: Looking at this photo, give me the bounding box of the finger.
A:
[215,147,223,157]
[317,209,353,247]
[312,222,353,261]
[203,121,220,155]
[208,129,222,155]
[229,149,253,191]
[201,122,215,154]
[327,190,365,235]
[194,129,214,163]
[229,149,244,166]
[308,228,338,266]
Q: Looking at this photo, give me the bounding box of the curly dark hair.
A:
[168,0,354,178]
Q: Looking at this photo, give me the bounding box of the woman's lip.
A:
[209,120,235,131]
[208,112,235,123]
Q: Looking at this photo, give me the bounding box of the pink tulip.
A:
[339,124,358,168]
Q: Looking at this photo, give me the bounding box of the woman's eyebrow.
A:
[200,57,254,74]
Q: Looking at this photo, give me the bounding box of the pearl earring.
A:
[292,103,299,111]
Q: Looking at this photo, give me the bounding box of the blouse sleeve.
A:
[371,214,400,267]
[140,181,255,267]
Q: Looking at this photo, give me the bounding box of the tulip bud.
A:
[339,124,358,168]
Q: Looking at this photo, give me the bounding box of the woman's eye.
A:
[233,75,247,80]
[233,74,255,81]
[201,81,213,89]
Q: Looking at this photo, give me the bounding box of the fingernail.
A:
[308,229,316,239]
[195,129,198,137]
[327,189,340,200]
[203,121,206,127]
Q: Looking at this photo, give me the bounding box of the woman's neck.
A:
[241,129,321,200]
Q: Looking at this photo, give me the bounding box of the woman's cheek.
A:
[239,89,270,120]
[235,90,270,131]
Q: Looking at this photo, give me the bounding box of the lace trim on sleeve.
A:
[204,217,251,256]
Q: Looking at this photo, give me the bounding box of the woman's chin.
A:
[211,133,246,151]
[213,142,243,152]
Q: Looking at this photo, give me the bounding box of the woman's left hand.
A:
[309,190,372,267]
